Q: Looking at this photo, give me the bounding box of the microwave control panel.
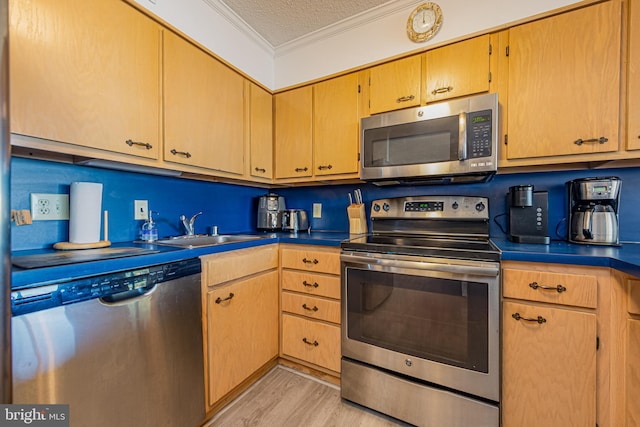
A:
[467,110,493,158]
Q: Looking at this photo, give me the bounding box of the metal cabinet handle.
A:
[302,303,319,312]
[302,338,319,346]
[125,139,152,150]
[215,293,235,304]
[512,312,546,324]
[302,281,319,288]
[170,149,192,158]
[529,282,567,293]
[318,165,333,170]
[294,167,309,172]
[396,95,415,103]
[431,86,453,95]
[302,258,319,264]
[254,167,266,173]
[574,137,608,146]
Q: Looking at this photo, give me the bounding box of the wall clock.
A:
[406,2,443,43]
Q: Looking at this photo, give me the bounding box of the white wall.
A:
[134,0,581,90]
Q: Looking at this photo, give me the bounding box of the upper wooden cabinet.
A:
[313,73,360,177]
[424,35,491,103]
[504,1,622,160]
[9,0,161,159]
[368,55,422,115]
[628,0,640,151]
[274,86,313,179]
[248,83,274,180]
[164,31,245,175]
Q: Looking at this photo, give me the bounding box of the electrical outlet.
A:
[134,200,149,220]
[313,203,322,218]
[30,193,69,220]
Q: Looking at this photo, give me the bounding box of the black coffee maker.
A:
[507,185,550,244]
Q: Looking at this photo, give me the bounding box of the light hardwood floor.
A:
[205,366,411,427]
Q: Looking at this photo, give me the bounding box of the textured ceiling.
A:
[219,0,392,47]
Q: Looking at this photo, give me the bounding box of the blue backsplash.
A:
[11,156,640,251]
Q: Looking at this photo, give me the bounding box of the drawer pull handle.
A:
[295,167,309,172]
[125,139,152,150]
[170,149,192,158]
[574,136,608,146]
[396,95,415,103]
[302,281,319,288]
[215,293,235,304]
[318,164,333,170]
[512,312,546,324]
[302,338,319,347]
[529,282,567,293]
[254,167,266,173]
[302,258,319,264]
[302,303,319,312]
[431,86,453,95]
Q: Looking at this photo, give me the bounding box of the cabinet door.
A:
[425,35,490,103]
[313,73,360,176]
[502,301,596,427]
[506,1,621,160]
[10,0,160,159]
[206,270,278,406]
[369,55,422,115]
[628,319,640,426]
[249,83,273,179]
[274,87,313,179]
[164,31,244,174]
[628,0,640,150]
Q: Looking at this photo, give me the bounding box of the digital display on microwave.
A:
[472,113,491,124]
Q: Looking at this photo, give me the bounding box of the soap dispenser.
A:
[140,210,158,242]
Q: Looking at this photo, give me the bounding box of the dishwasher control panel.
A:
[11,258,201,316]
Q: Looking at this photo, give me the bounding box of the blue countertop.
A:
[11,232,640,290]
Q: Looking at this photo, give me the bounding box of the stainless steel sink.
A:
[152,234,265,248]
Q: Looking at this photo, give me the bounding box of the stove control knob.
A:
[452,202,459,210]
[475,202,486,212]
[373,203,381,212]
[383,203,390,212]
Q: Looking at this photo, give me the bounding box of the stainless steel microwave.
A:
[360,93,498,185]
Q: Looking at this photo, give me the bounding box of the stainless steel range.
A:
[340,195,500,427]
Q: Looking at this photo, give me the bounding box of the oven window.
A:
[346,268,489,373]
[363,114,459,167]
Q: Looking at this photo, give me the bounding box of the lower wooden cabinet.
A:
[201,245,279,413]
[279,245,341,376]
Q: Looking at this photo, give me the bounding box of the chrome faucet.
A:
[180,212,202,235]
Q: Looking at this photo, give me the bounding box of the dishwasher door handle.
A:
[99,283,158,306]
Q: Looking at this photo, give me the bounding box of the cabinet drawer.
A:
[202,244,278,286]
[281,246,340,275]
[282,292,340,324]
[281,270,340,299]
[281,314,340,372]
[503,268,597,309]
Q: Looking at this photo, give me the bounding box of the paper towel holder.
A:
[53,210,111,250]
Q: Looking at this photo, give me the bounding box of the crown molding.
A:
[200,0,276,57]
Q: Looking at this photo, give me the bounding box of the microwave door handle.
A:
[458,112,467,161]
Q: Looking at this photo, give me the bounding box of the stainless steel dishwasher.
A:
[10,258,205,427]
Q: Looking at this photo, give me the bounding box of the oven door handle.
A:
[341,253,499,277]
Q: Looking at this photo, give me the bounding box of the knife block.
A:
[347,204,368,235]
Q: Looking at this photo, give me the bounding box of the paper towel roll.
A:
[69,182,103,244]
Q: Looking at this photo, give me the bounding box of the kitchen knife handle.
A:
[574,137,608,146]
[302,338,319,347]
[302,281,319,288]
[170,149,192,158]
[125,139,152,150]
[302,304,319,312]
[215,293,235,304]
[512,312,547,324]
[529,282,567,293]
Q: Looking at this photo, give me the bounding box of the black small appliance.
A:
[507,185,550,244]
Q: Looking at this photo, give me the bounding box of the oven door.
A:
[341,251,500,402]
